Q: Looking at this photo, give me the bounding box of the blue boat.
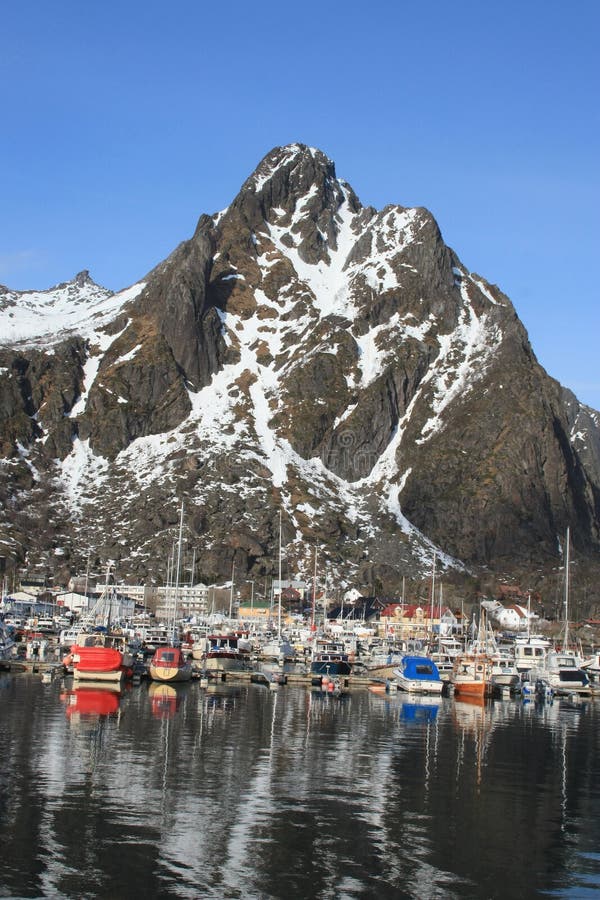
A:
[392,656,444,694]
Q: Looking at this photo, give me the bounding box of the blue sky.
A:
[2,1,599,408]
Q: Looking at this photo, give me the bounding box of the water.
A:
[1,675,600,899]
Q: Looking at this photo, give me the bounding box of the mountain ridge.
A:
[1,143,599,607]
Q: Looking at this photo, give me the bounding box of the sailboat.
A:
[524,528,590,696]
[450,606,494,698]
[259,509,293,662]
[149,501,193,684]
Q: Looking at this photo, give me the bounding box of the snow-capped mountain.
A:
[1,144,600,596]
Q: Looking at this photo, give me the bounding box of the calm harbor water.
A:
[1,674,600,899]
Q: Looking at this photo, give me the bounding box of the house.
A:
[237,601,273,621]
[379,603,438,640]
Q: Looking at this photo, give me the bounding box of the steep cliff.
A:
[1,144,599,598]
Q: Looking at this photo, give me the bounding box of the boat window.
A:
[416,665,434,675]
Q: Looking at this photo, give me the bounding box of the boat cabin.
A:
[151,646,187,668]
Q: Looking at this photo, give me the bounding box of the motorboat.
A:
[392,655,444,694]
[310,639,352,678]
[201,633,253,673]
[148,645,193,683]
[64,643,133,684]
[527,650,591,696]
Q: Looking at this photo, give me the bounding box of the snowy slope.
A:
[2,143,599,591]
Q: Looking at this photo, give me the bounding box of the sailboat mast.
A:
[277,509,282,640]
[438,582,443,652]
[311,545,318,630]
[173,500,185,640]
[229,561,235,621]
[564,526,570,650]
[429,552,437,642]
[189,547,196,588]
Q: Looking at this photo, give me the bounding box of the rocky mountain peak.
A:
[74,269,93,287]
[1,145,600,605]
[226,143,362,267]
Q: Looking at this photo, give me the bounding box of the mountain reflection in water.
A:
[1,674,599,899]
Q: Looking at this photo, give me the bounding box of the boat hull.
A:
[73,668,124,684]
[453,679,488,697]
[69,646,127,684]
[203,653,252,673]
[394,675,444,694]
[148,663,193,683]
[311,660,352,676]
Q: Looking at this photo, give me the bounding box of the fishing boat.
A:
[392,655,444,694]
[427,651,455,682]
[364,645,406,681]
[310,639,352,678]
[451,651,494,698]
[148,645,193,683]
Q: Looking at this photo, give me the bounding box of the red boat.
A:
[63,644,132,684]
[148,645,193,683]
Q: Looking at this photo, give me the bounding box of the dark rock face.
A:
[1,143,599,604]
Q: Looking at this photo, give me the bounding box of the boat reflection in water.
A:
[399,694,442,723]
[60,683,121,719]
[148,682,183,719]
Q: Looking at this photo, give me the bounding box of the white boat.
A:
[527,650,591,696]
[258,636,294,661]
[427,651,455,682]
[490,654,520,689]
[513,635,551,673]
[392,656,444,694]
[202,633,253,673]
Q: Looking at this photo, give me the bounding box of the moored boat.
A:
[490,655,520,690]
[392,655,444,694]
[201,633,253,673]
[310,639,352,678]
[65,644,131,684]
[527,650,591,696]
[148,645,193,683]
[451,652,494,698]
